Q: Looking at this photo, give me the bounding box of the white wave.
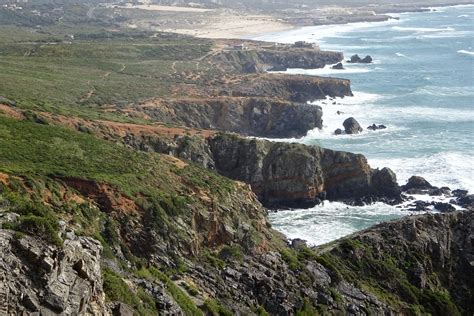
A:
[369,152,474,192]
[458,14,469,18]
[392,26,455,32]
[268,201,410,246]
[253,19,401,43]
[406,84,474,98]
[395,52,406,57]
[458,49,474,56]
[276,64,373,76]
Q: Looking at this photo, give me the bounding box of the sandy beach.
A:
[164,13,294,39]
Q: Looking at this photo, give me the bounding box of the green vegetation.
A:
[1,191,62,246]
[295,298,319,316]
[102,268,157,315]
[0,13,213,121]
[315,238,461,315]
[136,267,203,316]
[204,298,233,316]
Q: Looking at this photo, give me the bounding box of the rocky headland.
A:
[0,7,473,314]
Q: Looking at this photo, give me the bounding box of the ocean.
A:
[254,5,474,245]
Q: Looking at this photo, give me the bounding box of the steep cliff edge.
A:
[209,134,400,208]
[134,97,323,138]
[209,45,344,73]
[316,210,474,315]
[125,74,352,138]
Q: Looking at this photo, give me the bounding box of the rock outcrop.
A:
[367,123,387,130]
[318,210,474,315]
[0,231,105,315]
[223,74,353,103]
[127,74,352,138]
[135,97,324,138]
[208,135,400,207]
[211,46,344,73]
[343,117,363,134]
[331,62,344,70]
[347,54,373,63]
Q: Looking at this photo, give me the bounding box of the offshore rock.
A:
[343,117,363,134]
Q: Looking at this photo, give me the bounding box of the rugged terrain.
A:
[0,2,473,315]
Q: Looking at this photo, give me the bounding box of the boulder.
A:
[371,167,401,198]
[434,202,456,212]
[348,54,362,63]
[334,128,343,135]
[361,55,373,63]
[343,117,363,134]
[457,194,474,208]
[331,62,344,70]
[402,176,433,191]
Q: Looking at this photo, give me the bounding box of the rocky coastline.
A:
[0,12,473,315]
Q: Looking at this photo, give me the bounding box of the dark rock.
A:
[452,189,468,198]
[367,124,387,131]
[429,188,448,196]
[413,200,431,211]
[402,176,433,191]
[361,55,373,63]
[291,238,307,249]
[434,202,456,212]
[334,128,343,135]
[348,54,362,63]
[371,167,401,198]
[347,54,372,63]
[457,194,474,208]
[331,62,344,70]
[343,117,363,134]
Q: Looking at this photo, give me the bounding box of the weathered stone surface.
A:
[0,231,105,315]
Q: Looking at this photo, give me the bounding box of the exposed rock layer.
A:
[0,231,105,315]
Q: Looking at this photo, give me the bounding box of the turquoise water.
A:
[255,5,474,245]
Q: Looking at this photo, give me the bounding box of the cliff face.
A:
[118,132,400,208]
[211,47,344,73]
[136,97,323,138]
[221,73,353,103]
[317,210,474,315]
[209,135,400,208]
[128,74,352,138]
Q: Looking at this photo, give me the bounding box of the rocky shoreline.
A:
[0,9,473,314]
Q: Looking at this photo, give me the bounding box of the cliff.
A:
[210,45,344,73]
[134,97,323,138]
[1,166,471,315]
[209,135,400,208]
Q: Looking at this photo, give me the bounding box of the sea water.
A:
[254,5,474,245]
